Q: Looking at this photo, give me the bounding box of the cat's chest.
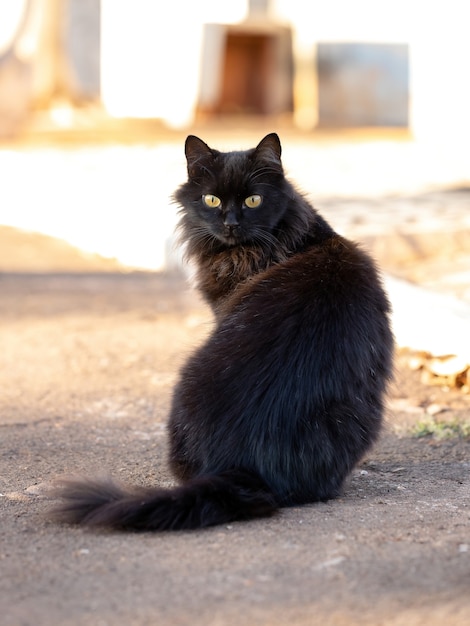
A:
[198,246,274,312]
[212,247,265,280]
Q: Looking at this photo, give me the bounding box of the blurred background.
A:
[0,0,469,276]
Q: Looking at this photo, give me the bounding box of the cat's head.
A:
[175,133,291,248]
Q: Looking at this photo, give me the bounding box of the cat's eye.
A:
[202,194,222,208]
[244,194,262,209]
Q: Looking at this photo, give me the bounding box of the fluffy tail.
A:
[50,469,278,531]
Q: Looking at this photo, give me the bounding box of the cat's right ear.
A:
[184,135,215,179]
[254,133,283,172]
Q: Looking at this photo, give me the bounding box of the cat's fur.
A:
[51,133,394,531]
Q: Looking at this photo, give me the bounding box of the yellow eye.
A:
[202,194,221,208]
[244,194,262,208]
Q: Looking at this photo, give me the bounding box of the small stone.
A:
[427,356,468,377]
[25,482,55,498]
[5,492,29,501]
[408,355,426,371]
[426,403,447,416]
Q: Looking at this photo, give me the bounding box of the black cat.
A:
[52,133,394,530]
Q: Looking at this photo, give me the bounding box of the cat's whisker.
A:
[251,165,282,178]
[251,228,279,248]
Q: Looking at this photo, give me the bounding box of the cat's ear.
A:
[184,135,215,179]
[254,133,282,171]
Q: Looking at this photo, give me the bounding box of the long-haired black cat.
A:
[52,133,394,530]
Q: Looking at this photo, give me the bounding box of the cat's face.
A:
[176,134,289,247]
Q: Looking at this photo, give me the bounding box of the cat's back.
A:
[174,232,394,485]
[223,234,390,325]
[199,233,393,403]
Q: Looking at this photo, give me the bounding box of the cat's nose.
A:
[223,212,239,228]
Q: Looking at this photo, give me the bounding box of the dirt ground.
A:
[1,266,469,626]
[0,121,469,626]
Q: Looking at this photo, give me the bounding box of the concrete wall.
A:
[97,0,470,144]
[1,0,469,145]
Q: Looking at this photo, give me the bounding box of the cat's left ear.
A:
[254,133,282,171]
[184,135,215,179]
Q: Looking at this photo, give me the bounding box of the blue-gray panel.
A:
[317,43,409,127]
